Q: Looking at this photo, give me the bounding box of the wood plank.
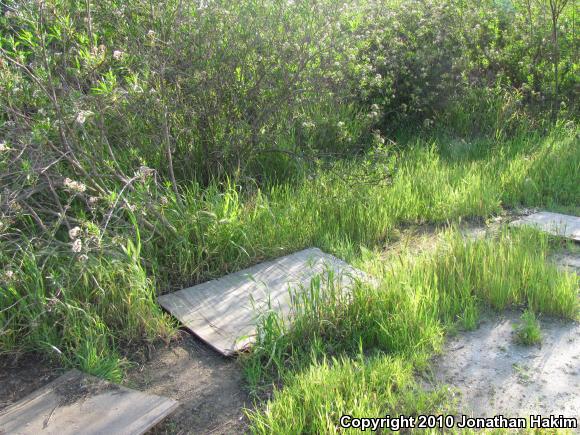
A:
[158,248,369,356]
[510,212,580,241]
[0,370,178,435]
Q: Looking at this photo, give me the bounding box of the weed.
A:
[513,363,533,385]
[514,310,543,346]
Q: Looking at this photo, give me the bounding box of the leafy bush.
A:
[350,0,578,134]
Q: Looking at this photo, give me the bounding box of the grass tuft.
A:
[246,353,450,434]
[514,310,542,346]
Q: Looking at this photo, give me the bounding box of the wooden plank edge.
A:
[132,397,180,435]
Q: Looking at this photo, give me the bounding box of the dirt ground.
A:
[0,354,60,412]
[125,330,250,435]
[429,310,580,420]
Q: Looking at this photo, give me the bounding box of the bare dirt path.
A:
[126,331,249,435]
[0,334,249,435]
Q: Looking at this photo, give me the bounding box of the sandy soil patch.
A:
[430,310,580,419]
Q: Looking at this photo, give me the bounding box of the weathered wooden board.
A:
[0,370,178,435]
[510,212,580,241]
[158,248,368,356]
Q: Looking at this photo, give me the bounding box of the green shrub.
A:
[350,0,578,134]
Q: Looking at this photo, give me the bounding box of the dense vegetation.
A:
[1,0,578,430]
[246,229,578,432]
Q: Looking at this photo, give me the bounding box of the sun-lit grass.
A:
[1,127,578,380]
[243,227,578,432]
[246,353,451,434]
[146,127,579,287]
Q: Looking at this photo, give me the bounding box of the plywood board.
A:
[0,370,178,435]
[510,212,580,241]
[158,248,368,356]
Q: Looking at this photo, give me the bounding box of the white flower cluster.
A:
[75,110,94,125]
[88,196,99,207]
[68,223,98,260]
[63,178,86,193]
[69,225,83,253]
[71,238,83,253]
[3,270,15,281]
[68,226,88,261]
[368,104,381,120]
[372,130,385,145]
[135,165,155,180]
[68,226,82,239]
[112,50,125,60]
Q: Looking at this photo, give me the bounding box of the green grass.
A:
[146,127,579,286]
[514,310,542,346]
[243,228,578,432]
[1,127,578,381]
[0,225,173,381]
[246,353,451,434]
